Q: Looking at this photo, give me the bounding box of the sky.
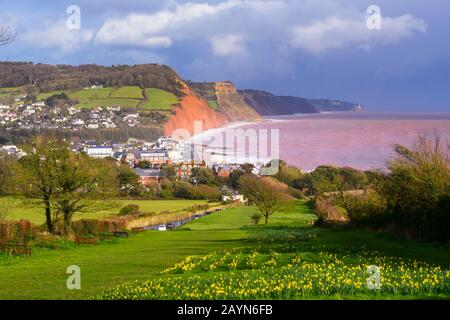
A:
[1,0,449,112]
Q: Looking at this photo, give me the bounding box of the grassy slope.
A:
[109,86,143,99]
[1,85,179,111]
[1,197,210,224]
[142,88,179,110]
[30,86,177,110]
[0,201,449,299]
[0,206,251,299]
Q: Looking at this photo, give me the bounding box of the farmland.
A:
[1,200,449,300]
[142,88,179,110]
[1,85,180,110]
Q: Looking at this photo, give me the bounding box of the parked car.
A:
[166,223,175,230]
[158,224,167,232]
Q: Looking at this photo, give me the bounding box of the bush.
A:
[0,220,36,244]
[250,213,262,225]
[119,204,140,216]
[173,181,221,201]
[71,219,101,238]
[338,192,388,228]
[313,197,348,225]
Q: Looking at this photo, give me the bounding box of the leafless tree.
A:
[0,26,16,46]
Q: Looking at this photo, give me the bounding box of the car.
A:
[158,224,167,232]
[166,223,175,230]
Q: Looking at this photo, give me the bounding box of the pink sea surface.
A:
[238,112,450,171]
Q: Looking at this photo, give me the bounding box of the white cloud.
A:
[95,0,283,48]
[291,14,427,55]
[22,21,94,52]
[211,34,247,56]
[95,0,241,47]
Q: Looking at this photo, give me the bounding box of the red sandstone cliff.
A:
[164,86,228,136]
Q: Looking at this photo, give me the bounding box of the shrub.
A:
[314,197,348,225]
[0,220,36,244]
[338,191,388,228]
[119,204,140,216]
[71,219,101,238]
[250,213,262,225]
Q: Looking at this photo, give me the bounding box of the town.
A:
[1,132,249,203]
[0,92,141,130]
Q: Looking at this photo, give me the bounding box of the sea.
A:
[190,112,450,172]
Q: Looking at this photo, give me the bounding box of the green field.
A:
[0,200,449,300]
[69,88,114,100]
[142,88,179,110]
[0,197,210,224]
[74,98,140,109]
[36,90,65,101]
[27,86,178,110]
[109,86,143,99]
[0,87,22,94]
[0,85,179,110]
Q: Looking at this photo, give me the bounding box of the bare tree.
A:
[0,26,15,46]
[238,174,286,224]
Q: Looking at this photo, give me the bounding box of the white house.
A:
[85,146,113,158]
[222,193,247,203]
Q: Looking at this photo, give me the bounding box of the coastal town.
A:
[1,134,250,195]
[0,88,267,193]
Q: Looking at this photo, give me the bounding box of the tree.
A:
[191,167,217,186]
[137,160,151,169]
[0,26,15,46]
[377,135,450,240]
[16,136,67,233]
[52,153,115,235]
[238,174,285,224]
[161,164,177,182]
[17,136,116,234]
[116,164,142,197]
[274,160,303,187]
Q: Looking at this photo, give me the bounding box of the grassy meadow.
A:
[142,88,179,110]
[0,86,180,110]
[0,200,449,300]
[0,197,210,224]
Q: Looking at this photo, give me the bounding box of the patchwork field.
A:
[0,86,180,110]
[1,200,449,300]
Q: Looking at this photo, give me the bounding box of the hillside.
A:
[239,89,364,115]
[0,62,265,137]
[0,62,364,141]
[190,82,261,122]
[239,89,319,115]
[308,98,364,112]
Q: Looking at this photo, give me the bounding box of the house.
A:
[123,151,141,167]
[213,164,240,178]
[85,146,113,158]
[134,168,164,186]
[72,119,85,126]
[222,191,247,203]
[177,160,207,178]
[140,150,171,165]
[157,136,178,149]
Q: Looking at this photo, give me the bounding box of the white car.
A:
[158,224,167,232]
